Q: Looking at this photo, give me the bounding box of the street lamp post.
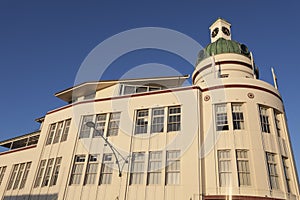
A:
[85,121,130,177]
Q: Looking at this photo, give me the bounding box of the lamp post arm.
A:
[92,127,129,177]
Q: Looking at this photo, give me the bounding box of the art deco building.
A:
[0,18,299,200]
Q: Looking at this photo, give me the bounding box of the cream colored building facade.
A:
[0,18,299,200]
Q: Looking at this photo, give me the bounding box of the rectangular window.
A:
[53,121,64,144]
[84,155,99,185]
[151,108,164,133]
[135,110,149,134]
[266,152,279,190]
[130,152,145,184]
[0,166,7,186]
[42,158,54,187]
[166,150,180,185]
[107,112,121,136]
[93,114,107,137]
[19,162,31,189]
[70,155,86,185]
[99,154,113,184]
[13,163,25,190]
[282,157,291,193]
[167,106,181,132]
[34,160,46,187]
[215,104,229,131]
[7,165,18,190]
[218,150,231,187]
[79,115,93,138]
[232,104,244,130]
[7,162,31,190]
[147,151,162,185]
[61,119,71,142]
[236,150,251,186]
[124,85,135,95]
[50,157,62,186]
[46,124,57,145]
[274,111,281,137]
[260,107,271,133]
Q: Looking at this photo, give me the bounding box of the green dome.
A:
[197,38,251,64]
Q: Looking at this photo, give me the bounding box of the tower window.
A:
[266,152,279,190]
[282,157,291,193]
[218,150,231,187]
[260,107,271,133]
[232,104,244,130]
[215,104,229,131]
[236,150,251,186]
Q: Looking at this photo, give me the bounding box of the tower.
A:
[210,18,232,43]
[192,18,300,200]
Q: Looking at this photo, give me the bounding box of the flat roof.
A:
[0,130,40,149]
[55,75,190,102]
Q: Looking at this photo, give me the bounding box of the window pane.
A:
[151,108,164,133]
[218,150,231,187]
[216,104,229,131]
[166,150,180,185]
[130,152,145,184]
[79,115,93,138]
[232,104,244,130]
[135,110,148,134]
[167,106,181,132]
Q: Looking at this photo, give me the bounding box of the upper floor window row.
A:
[215,103,244,131]
[259,106,283,135]
[34,157,62,188]
[135,106,181,135]
[79,112,121,139]
[119,84,162,96]
[6,162,31,191]
[46,119,72,145]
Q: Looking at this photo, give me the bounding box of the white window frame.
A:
[42,158,54,187]
[266,152,279,190]
[84,154,99,185]
[34,160,47,187]
[260,106,271,133]
[167,106,181,132]
[53,121,64,144]
[236,150,251,186]
[165,150,180,185]
[50,157,62,186]
[218,150,232,187]
[215,104,229,131]
[99,154,114,185]
[0,166,7,186]
[61,119,71,142]
[135,110,149,134]
[130,152,145,185]
[147,151,162,185]
[107,112,121,136]
[70,155,86,185]
[232,103,244,130]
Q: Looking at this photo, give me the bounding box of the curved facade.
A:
[0,18,299,200]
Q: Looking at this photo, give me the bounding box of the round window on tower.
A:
[211,28,219,38]
[241,44,250,55]
[222,26,230,36]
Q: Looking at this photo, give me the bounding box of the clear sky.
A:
[0,1,299,174]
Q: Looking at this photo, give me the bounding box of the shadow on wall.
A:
[3,194,58,200]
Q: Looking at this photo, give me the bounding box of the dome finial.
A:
[209,18,231,43]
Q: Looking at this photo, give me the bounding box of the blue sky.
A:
[0,1,299,174]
